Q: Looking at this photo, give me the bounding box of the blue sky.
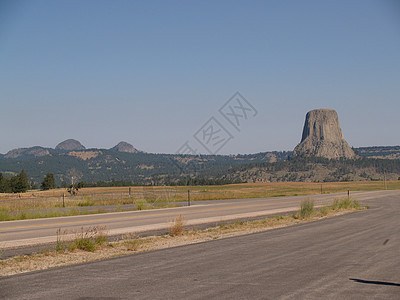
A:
[1,0,399,155]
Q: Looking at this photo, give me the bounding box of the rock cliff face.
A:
[55,139,86,151]
[293,109,356,159]
[111,141,138,153]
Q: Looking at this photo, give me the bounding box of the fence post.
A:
[129,187,132,199]
[347,190,350,200]
[187,190,190,207]
[63,193,65,208]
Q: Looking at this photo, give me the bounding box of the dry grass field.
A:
[0,181,398,220]
[1,180,399,201]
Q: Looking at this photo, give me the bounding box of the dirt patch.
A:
[67,151,102,160]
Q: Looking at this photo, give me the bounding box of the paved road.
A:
[1,190,399,299]
[0,190,388,249]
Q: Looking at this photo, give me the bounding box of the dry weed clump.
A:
[169,215,185,236]
[56,226,108,252]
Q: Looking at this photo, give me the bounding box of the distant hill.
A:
[217,157,400,183]
[1,140,399,186]
[110,141,139,153]
[356,146,400,159]
[55,139,86,151]
[4,147,51,159]
[1,139,141,160]
[0,148,291,185]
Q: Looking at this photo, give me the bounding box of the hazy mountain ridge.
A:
[0,139,399,186]
[0,148,290,185]
[2,140,139,159]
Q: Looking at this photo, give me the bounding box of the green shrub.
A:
[56,226,107,253]
[95,234,108,246]
[73,238,96,252]
[136,200,145,210]
[339,198,352,209]
[299,199,314,219]
[331,197,360,210]
[319,206,330,216]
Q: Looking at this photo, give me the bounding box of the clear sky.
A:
[1,0,399,155]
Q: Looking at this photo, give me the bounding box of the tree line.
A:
[0,171,56,193]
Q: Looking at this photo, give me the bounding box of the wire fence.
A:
[0,188,355,212]
[0,189,204,211]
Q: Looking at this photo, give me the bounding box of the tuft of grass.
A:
[123,239,142,251]
[135,200,148,211]
[299,199,314,219]
[77,200,96,207]
[332,197,360,210]
[169,215,185,236]
[319,206,330,216]
[95,234,108,246]
[56,228,68,252]
[120,233,149,251]
[55,226,108,253]
[73,237,96,252]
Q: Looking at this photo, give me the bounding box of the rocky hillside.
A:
[4,147,50,159]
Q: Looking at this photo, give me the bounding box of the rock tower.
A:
[293,109,356,159]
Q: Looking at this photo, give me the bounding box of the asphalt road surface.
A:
[0,190,389,249]
[1,190,399,299]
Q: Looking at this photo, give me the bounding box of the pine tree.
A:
[0,173,4,193]
[41,173,56,190]
[10,170,30,193]
[18,170,30,192]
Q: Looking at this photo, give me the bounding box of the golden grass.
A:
[1,180,398,199]
[168,215,185,236]
[0,181,398,214]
